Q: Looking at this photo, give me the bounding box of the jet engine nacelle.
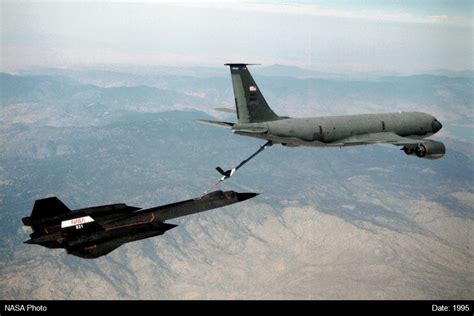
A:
[403,140,445,160]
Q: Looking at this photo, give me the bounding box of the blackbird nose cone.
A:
[237,192,259,201]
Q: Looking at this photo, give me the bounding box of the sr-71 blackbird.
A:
[22,190,257,258]
[197,64,445,180]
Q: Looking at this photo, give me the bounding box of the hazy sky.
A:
[1,0,473,73]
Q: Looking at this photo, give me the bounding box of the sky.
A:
[1,0,473,73]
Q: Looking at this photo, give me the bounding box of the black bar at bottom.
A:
[1,300,472,315]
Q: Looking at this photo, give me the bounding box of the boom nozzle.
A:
[216,167,236,179]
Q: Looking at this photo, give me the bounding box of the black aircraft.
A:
[22,190,257,259]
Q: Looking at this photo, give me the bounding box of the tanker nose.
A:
[432,119,442,133]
